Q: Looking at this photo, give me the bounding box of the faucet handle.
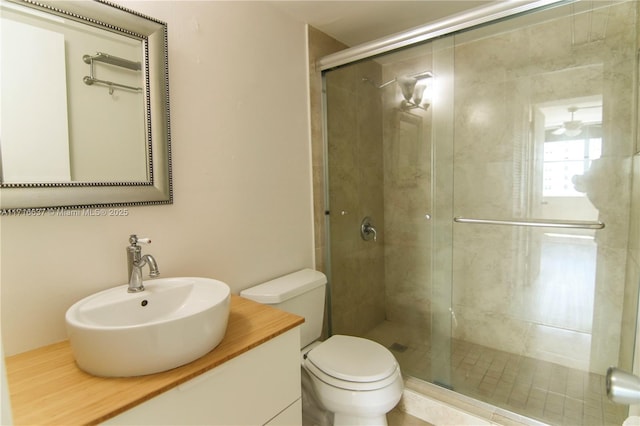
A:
[360,217,378,242]
[129,234,152,246]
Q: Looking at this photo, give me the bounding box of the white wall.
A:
[0,1,314,356]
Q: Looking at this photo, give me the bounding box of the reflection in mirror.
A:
[0,0,172,212]
[536,96,603,219]
[523,96,605,364]
[393,111,423,186]
[1,1,148,183]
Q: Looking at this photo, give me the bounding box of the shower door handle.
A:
[361,217,377,242]
[453,216,605,229]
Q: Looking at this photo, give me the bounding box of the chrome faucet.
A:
[126,234,160,292]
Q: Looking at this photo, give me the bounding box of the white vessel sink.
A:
[66,277,231,377]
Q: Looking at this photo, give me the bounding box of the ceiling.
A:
[269,1,493,47]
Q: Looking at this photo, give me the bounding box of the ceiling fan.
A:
[552,106,583,137]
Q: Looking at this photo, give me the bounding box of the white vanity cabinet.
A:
[103,328,301,425]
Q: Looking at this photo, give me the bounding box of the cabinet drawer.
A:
[104,328,301,425]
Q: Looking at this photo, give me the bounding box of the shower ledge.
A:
[398,377,548,426]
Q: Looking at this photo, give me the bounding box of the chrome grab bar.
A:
[83,76,143,93]
[82,52,143,94]
[453,217,605,230]
[83,52,141,71]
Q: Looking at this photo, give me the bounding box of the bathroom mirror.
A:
[0,0,172,213]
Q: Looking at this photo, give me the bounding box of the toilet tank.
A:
[240,269,326,348]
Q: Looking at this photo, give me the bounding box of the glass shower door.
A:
[323,38,450,386]
[445,2,635,423]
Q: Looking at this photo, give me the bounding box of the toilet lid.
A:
[305,335,398,383]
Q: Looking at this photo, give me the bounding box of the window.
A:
[542,138,601,197]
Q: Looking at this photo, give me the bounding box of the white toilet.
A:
[240,269,403,426]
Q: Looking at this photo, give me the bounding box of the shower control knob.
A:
[360,217,378,242]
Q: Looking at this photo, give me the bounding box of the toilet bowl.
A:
[240,269,403,426]
[303,335,403,425]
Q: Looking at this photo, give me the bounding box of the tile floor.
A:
[365,320,628,426]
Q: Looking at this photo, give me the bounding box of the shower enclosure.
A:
[320,1,637,424]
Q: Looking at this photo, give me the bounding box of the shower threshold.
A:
[400,376,549,426]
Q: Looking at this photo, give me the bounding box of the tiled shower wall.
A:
[324,60,387,336]
[308,26,342,276]
[308,27,386,337]
[380,53,434,331]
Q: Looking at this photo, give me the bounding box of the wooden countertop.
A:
[5,295,304,426]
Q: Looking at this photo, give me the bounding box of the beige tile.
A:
[387,407,433,426]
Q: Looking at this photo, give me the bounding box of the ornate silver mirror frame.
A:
[0,0,172,213]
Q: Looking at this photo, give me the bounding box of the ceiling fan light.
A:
[563,120,582,137]
[564,128,582,137]
[564,120,582,131]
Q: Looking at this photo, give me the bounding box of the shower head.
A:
[367,70,433,90]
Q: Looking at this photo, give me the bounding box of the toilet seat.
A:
[304,335,400,391]
[305,359,401,391]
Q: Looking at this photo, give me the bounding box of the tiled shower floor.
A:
[364,320,627,426]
